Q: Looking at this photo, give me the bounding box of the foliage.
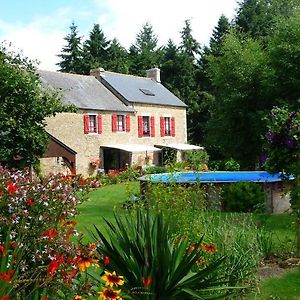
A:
[0,167,105,299]
[57,22,84,74]
[263,106,300,256]
[140,182,265,294]
[221,182,265,212]
[82,23,110,74]
[206,31,271,168]
[185,149,209,171]
[224,158,240,171]
[0,46,70,169]
[96,168,141,186]
[263,106,299,175]
[129,23,161,76]
[92,209,235,300]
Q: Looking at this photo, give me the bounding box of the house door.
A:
[103,148,120,171]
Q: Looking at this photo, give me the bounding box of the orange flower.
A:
[75,256,99,272]
[200,243,217,254]
[102,271,124,287]
[99,288,122,300]
[7,181,18,194]
[0,269,14,281]
[66,229,76,240]
[142,276,152,287]
[63,220,77,227]
[104,256,110,267]
[73,295,83,300]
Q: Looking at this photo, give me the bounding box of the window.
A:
[89,115,97,133]
[138,115,155,137]
[139,88,155,96]
[143,116,150,136]
[160,116,175,137]
[164,117,171,136]
[83,114,102,134]
[117,115,125,131]
[112,114,130,132]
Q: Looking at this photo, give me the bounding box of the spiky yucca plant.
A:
[92,210,238,299]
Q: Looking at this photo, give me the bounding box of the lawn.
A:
[76,182,300,298]
[76,181,139,238]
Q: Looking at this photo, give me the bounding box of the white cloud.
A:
[0,0,238,70]
[0,7,82,71]
[94,0,238,48]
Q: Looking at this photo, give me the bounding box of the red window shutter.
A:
[150,116,155,137]
[160,117,165,137]
[171,117,175,137]
[83,114,89,134]
[97,114,102,134]
[126,114,130,132]
[112,113,117,132]
[138,116,143,137]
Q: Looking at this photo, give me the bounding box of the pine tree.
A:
[235,0,298,40]
[209,14,231,56]
[106,38,129,73]
[82,24,110,73]
[179,19,200,59]
[57,22,83,74]
[129,23,161,76]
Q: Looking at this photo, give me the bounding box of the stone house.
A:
[39,68,201,176]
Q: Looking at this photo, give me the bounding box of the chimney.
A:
[90,68,105,80]
[146,67,160,83]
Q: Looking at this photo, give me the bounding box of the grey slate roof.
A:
[38,70,134,112]
[100,71,187,108]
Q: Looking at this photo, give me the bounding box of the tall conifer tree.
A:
[57,22,83,74]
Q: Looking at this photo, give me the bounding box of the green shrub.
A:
[221,182,265,212]
[144,165,166,174]
[92,210,238,299]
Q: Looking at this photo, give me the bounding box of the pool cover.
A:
[141,171,294,184]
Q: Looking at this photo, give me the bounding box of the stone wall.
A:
[42,104,187,176]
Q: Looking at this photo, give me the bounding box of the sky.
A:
[0,0,239,71]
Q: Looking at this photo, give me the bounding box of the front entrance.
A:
[102,148,131,171]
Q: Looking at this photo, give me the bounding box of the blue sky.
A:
[0,0,239,70]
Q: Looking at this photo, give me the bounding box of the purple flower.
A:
[285,137,297,149]
[266,131,274,141]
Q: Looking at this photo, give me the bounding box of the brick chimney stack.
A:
[146,67,161,83]
[90,68,105,80]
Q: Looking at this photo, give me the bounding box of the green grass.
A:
[76,182,139,238]
[75,182,299,298]
[248,267,300,299]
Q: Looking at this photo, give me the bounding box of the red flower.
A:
[200,243,217,254]
[99,288,122,300]
[142,276,152,287]
[0,244,5,257]
[48,259,59,276]
[0,269,14,281]
[7,181,18,194]
[42,297,49,300]
[104,256,110,267]
[43,228,58,241]
[26,197,34,206]
[0,295,10,300]
[9,241,17,249]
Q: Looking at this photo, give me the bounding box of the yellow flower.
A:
[99,288,122,300]
[102,271,124,287]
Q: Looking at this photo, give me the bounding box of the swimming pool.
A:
[140,171,293,184]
